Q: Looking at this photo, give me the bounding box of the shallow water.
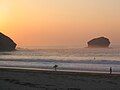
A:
[0,47,120,73]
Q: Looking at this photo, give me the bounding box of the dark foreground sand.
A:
[0,67,120,90]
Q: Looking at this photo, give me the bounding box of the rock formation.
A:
[0,32,17,51]
[87,37,110,48]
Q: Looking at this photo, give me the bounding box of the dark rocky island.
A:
[87,37,110,48]
[0,32,17,51]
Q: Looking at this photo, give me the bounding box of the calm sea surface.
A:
[0,46,120,73]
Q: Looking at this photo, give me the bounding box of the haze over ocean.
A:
[0,0,120,73]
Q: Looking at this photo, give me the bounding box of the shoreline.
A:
[0,66,120,77]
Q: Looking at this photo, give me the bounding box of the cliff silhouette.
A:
[0,32,17,51]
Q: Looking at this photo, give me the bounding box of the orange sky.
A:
[0,0,120,47]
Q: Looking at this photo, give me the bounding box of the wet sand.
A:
[0,67,120,90]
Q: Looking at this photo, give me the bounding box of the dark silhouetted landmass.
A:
[87,37,110,48]
[0,32,17,51]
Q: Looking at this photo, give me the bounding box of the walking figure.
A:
[53,65,58,71]
[110,67,112,75]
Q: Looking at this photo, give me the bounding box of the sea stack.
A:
[87,37,110,48]
[0,32,17,51]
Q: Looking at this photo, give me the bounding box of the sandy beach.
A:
[0,67,120,90]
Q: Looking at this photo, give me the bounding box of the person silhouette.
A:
[110,67,112,75]
[53,65,58,71]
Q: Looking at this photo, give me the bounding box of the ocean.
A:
[0,46,120,74]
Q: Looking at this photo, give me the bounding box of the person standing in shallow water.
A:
[53,65,58,71]
[110,67,112,75]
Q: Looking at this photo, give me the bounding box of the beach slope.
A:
[0,68,120,90]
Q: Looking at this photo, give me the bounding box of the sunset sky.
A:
[0,0,120,47]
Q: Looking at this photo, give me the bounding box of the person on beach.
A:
[53,65,58,71]
[110,67,112,75]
